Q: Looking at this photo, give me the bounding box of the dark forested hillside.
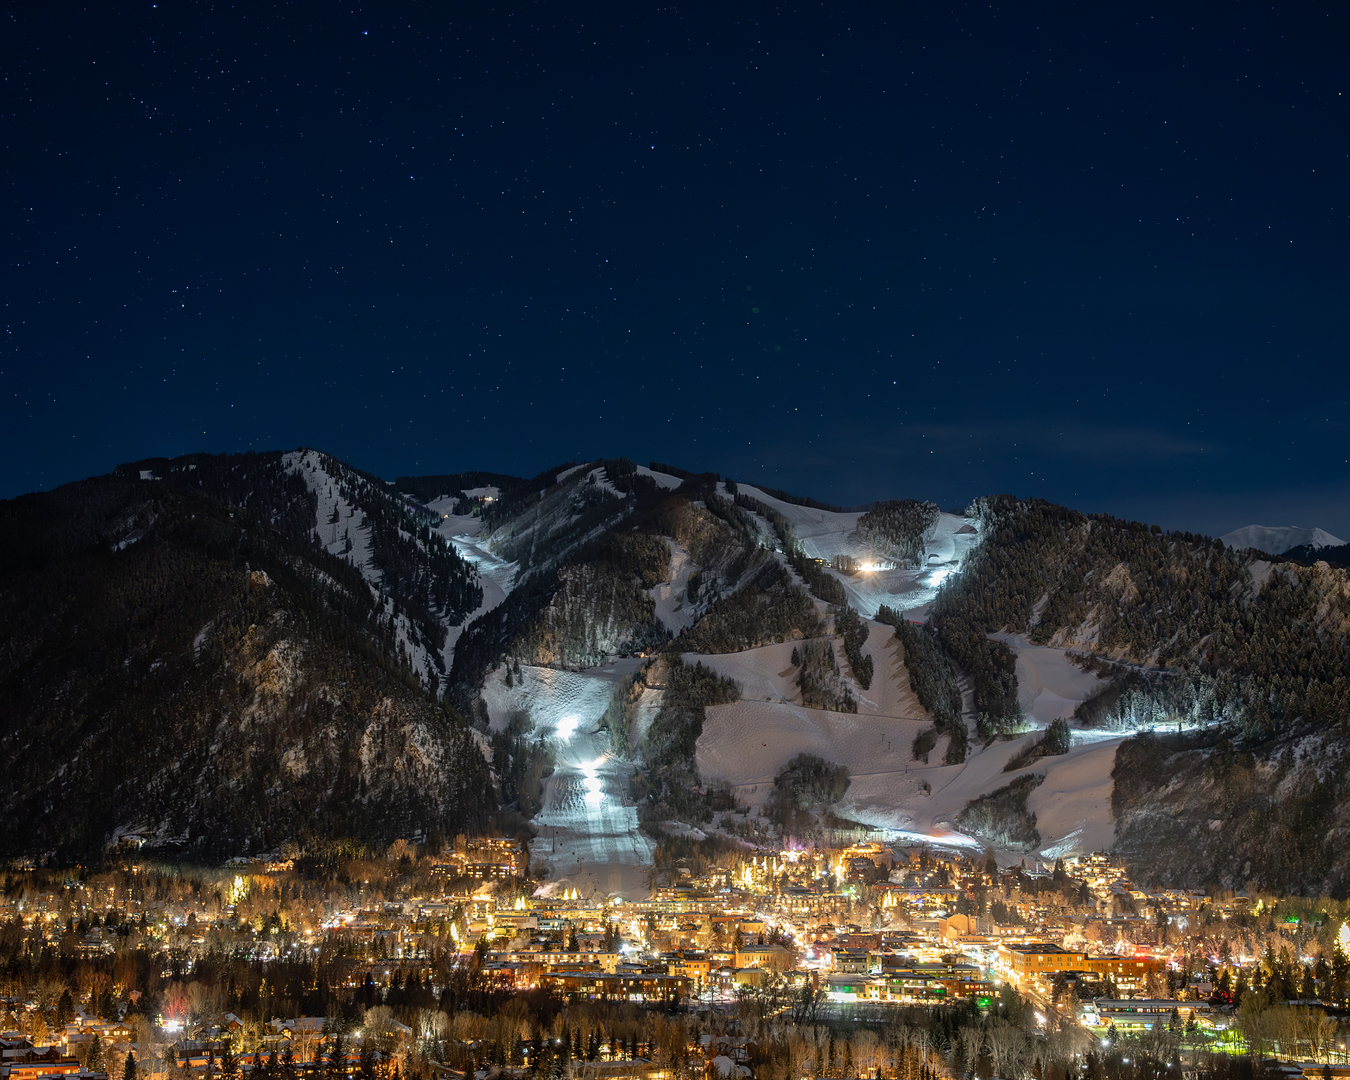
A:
[855,499,940,567]
[0,452,493,861]
[1112,725,1350,895]
[924,495,1350,893]
[936,495,1350,737]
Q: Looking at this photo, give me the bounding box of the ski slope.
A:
[428,497,518,668]
[988,632,1107,725]
[480,659,654,899]
[649,539,699,634]
[286,449,451,690]
[731,484,981,619]
[442,472,1123,876]
[684,621,930,721]
[692,617,1123,859]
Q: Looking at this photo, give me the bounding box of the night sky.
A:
[5,3,1348,536]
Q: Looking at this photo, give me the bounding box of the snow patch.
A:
[635,465,682,490]
[1221,524,1345,555]
[649,538,698,633]
[988,632,1108,727]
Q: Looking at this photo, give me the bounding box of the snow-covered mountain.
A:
[1219,524,1345,555]
[8,447,1350,895]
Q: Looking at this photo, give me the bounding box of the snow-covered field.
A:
[428,498,519,668]
[693,617,1124,860]
[731,485,981,619]
[480,660,654,899]
[988,632,1107,726]
[685,621,929,721]
[636,465,683,489]
[697,698,1124,860]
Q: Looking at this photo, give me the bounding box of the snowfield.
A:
[988,632,1107,726]
[1220,524,1344,555]
[692,616,1124,860]
[684,621,930,721]
[481,660,654,899]
[636,465,683,489]
[730,484,981,619]
[697,697,1124,860]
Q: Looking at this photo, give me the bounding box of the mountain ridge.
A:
[3,448,1349,896]
[1220,523,1345,556]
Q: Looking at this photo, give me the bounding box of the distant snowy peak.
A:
[1220,524,1345,556]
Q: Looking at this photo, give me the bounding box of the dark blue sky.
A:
[5,3,1348,536]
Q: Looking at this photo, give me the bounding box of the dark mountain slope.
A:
[0,452,492,860]
[1112,724,1350,896]
[936,496,1350,737]
[929,495,1350,892]
[1285,541,1350,569]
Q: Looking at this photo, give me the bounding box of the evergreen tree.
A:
[123,1053,137,1080]
[327,1036,346,1080]
[87,1035,105,1074]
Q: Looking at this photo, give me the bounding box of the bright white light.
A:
[582,775,603,793]
[584,790,604,808]
[556,714,579,741]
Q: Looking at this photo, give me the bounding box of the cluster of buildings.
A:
[0,833,1313,1080]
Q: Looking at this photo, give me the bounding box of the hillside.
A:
[918,495,1350,890]
[6,452,1350,896]
[0,450,496,860]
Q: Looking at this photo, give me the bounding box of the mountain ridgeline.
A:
[0,450,494,862]
[4,452,1350,895]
